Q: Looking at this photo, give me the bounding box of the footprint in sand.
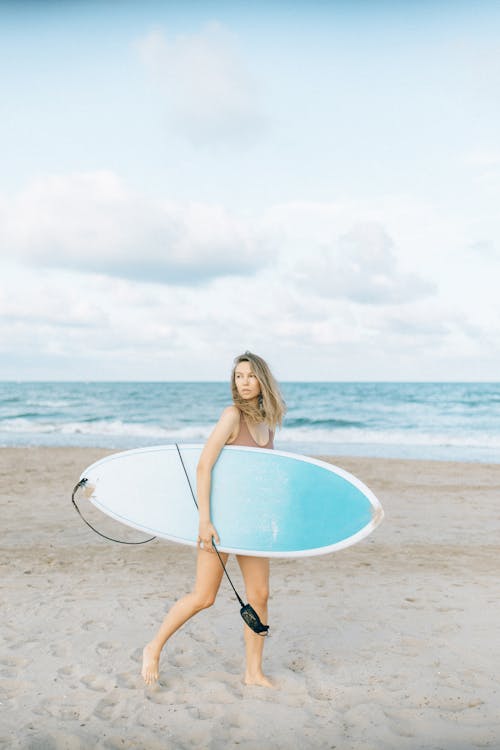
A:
[170,650,196,669]
[4,638,39,653]
[223,709,252,732]
[0,656,31,670]
[94,695,120,721]
[96,641,118,657]
[102,733,171,750]
[145,688,178,705]
[80,674,116,692]
[187,704,218,720]
[277,671,307,697]
[0,678,34,704]
[189,629,213,645]
[82,619,108,632]
[49,643,70,658]
[115,671,141,690]
[307,681,335,702]
[57,665,76,677]
[56,664,84,691]
[287,656,307,673]
[33,697,83,721]
[0,656,32,683]
[198,679,241,704]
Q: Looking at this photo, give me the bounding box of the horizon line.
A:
[0,379,498,385]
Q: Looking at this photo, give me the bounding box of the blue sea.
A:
[0,381,499,463]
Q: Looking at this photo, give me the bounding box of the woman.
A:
[141,351,286,687]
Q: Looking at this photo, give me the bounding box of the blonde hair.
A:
[231,351,286,428]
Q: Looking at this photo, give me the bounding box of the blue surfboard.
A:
[78,444,384,557]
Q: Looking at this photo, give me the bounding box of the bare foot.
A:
[141,643,160,686]
[244,671,275,688]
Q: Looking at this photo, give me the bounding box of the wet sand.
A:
[1,447,499,749]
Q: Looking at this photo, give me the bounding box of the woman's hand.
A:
[198,520,220,552]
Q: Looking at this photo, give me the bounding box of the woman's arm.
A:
[196,406,239,551]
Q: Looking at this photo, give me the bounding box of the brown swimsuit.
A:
[228,410,274,449]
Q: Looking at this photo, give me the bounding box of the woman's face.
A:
[234,361,261,400]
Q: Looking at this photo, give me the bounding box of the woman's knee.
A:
[192,589,217,611]
[247,586,269,608]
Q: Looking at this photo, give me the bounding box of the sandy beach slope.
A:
[1,447,499,749]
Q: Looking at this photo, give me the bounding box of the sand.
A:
[1,446,499,749]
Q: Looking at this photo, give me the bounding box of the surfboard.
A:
[77,444,383,558]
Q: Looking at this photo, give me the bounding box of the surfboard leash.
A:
[71,478,157,545]
[174,444,269,636]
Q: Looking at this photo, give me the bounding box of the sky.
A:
[0,0,499,381]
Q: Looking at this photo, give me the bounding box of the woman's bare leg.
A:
[236,555,273,687]
[141,548,228,685]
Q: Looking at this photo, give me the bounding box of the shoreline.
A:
[1,447,499,748]
[1,443,499,468]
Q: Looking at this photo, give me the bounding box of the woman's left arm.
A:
[196,406,239,551]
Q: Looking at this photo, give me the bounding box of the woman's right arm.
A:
[196,406,239,551]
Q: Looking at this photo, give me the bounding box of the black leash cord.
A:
[71,478,156,545]
[174,443,246,609]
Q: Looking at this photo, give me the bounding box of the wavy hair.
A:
[231,351,286,428]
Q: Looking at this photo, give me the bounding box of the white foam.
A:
[0,418,212,441]
[2,418,500,456]
[278,425,500,450]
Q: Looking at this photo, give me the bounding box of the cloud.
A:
[461,149,500,190]
[466,239,498,259]
[290,222,436,305]
[0,177,440,311]
[0,172,268,284]
[135,24,267,147]
[463,149,500,168]
[0,241,495,381]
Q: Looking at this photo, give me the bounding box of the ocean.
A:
[0,381,499,463]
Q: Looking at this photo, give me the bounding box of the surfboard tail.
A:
[75,478,95,500]
[372,504,384,527]
[82,482,95,499]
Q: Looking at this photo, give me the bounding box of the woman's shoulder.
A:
[218,405,241,443]
[220,405,241,422]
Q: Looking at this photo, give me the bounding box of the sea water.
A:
[0,381,499,463]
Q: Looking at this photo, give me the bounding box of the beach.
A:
[1,447,499,750]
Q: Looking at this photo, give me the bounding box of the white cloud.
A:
[0,253,497,381]
[290,222,435,305]
[1,174,438,307]
[2,172,499,379]
[135,23,267,147]
[463,149,500,168]
[461,149,500,191]
[0,172,267,283]
[466,239,498,259]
